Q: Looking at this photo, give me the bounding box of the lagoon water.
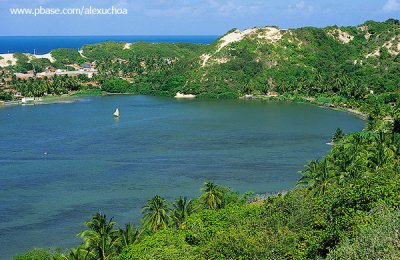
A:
[0,96,365,258]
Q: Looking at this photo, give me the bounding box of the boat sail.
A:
[113,108,119,117]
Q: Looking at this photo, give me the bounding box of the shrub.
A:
[101,79,133,93]
[327,208,400,260]
[13,248,64,260]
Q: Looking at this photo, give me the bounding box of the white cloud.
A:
[208,0,260,16]
[286,0,314,15]
[383,0,400,12]
[115,0,129,9]
[147,6,198,17]
[145,0,261,17]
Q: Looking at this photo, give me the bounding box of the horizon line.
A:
[0,35,222,37]
[0,18,397,37]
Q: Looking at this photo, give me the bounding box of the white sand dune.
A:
[0,54,17,67]
[217,27,283,52]
[217,29,254,52]
[200,27,284,67]
[327,29,354,44]
[28,53,55,62]
[0,52,55,67]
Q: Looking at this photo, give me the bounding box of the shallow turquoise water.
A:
[0,96,365,258]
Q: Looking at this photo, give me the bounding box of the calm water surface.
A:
[0,96,365,258]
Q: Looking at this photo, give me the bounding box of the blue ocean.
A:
[0,35,219,54]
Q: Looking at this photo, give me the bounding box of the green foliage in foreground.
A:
[142,195,170,232]
[326,208,400,260]
[119,133,400,260]
[15,129,400,259]
[13,248,64,260]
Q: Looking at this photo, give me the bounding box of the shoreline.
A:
[0,94,372,259]
[0,90,102,108]
[241,94,369,120]
[0,92,370,122]
[1,96,82,107]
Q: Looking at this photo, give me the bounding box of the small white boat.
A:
[113,108,119,117]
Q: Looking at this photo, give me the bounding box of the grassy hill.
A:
[73,19,399,99]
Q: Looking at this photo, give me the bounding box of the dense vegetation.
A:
[8,19,400,259]
[100,78,133,93]
[14,127,400,259]
[4,20,398,115]
[80,19,400,104]
[4,74,97,98]
[2,19,400,107]
[51,48,86,65]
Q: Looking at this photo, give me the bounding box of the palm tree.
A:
[298,159,333,195]
[345,154,368,181]
[330,145,352,175]
[370,131,392,168]
[65,247,92,260]
[331,128,345,143]
[315,159,334,195]
[332,74,348,92]
[297,160,319,187]
[78,212,120,260]
[201,181,224,209]
[142,195,170,232]
[171,196,196,229]
[117,222,141,247]
[347,132,364,152]
[388,132,400,157]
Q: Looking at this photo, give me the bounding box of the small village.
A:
[0,60,99,104]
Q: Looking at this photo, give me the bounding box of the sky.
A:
[0,0,399,36]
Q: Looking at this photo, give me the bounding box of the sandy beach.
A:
[175,92,196,98]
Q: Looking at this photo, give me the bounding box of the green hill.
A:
[75,19,399,100]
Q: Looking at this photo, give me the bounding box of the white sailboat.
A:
[113,108,119,117]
